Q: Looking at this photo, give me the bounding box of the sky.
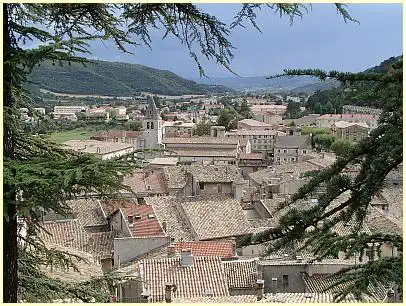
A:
[85,3,402,79]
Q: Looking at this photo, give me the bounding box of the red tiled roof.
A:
[142,256,229,302]
[123,204,165,237]
[172,241,234,258]
[122,169,168,195]
[101,200,165,237]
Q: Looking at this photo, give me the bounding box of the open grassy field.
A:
[48,128,94,144]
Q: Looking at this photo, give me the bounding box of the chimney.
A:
[180,249,193,267]
[387,289,396,303]
[165,283,175,303]
[230,238,237,257]
[162,221,167,232]
[127,215,134,224]
[255,279,265,300]
[167,244,176,257]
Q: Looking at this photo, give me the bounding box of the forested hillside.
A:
[305,55,402,114]
[27,60,233,96]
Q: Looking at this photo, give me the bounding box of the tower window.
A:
[147,122,150,129]
[151,122,154,129]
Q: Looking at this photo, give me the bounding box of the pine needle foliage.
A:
[3,3,355,302]
[239,58,403,301]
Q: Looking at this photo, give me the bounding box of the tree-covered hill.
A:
[27,60,233,96]
[305,55,402,114]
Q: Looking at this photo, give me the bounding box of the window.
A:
[151,122,154,129]
[303,150,307,154]
[282,275,289,287]
[283,149,287,154]
[278,149,281,153]
[199,182,204,190]
[291,157,295,162]
[147,122,150,129]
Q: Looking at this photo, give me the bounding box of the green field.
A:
[48,128,94,143]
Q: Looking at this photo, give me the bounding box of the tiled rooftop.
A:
[223,258,259,289]
[68,198,107,228]
[142,256,229,302]
[238,119,274,127]
[89,231,115,261]
[260,292,376,303]
[333,120,369,129]
[366,206,402,235]
[302,273,387,301]
[187,164,244,183]
[274,135,312,149]
[317,114,377,120]
[39,219,90,252]
[180,195,252,240]
[122,169,168,195]
[42,244,103,283]
[166,149,237,157]
[102,199,165,238]
[226,129,277,136]
[163,137,239,144]
[173,295,258,303]
[146,196,195,241]
[171,241,235,258]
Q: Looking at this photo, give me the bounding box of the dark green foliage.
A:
[217,108,241,131]
[285,100,302,119]
[4,3,356,302]
[28,60,233,96]
[330,138,355,155]
[242,57,403,301]
[193,120,212,136]
[313,133,337,151]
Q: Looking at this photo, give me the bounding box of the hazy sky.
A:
[86,3,402,79]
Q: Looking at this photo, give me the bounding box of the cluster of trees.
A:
[4,2,401,303]
[216,99,252,130]
[193,120,212,136]
[301,126,354,154]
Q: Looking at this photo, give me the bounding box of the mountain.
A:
[365,55,402,73]
[193,75,338,93]
[27,60,233,96]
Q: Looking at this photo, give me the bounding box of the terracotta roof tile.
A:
[68,198,107,228]
[173,295,258,303]
[180,196,252,240]
[172,241,234,258]
[223,258,260,289]
[142,256,229,302]
[302,273,387,301]
[261,292,376,303]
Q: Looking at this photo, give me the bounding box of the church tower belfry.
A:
[141,96,162,149]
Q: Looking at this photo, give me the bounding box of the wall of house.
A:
[233,182,245,201]
[100,147,135,160]
[196,182,233,196]
[110,210,132,237]
[238,244,265,258]
[120,279,144,301]
[306,263,353,276]
[262,264,307,293]
[113,236,170,265]
[279,180,307,195]
[254,201,272,218]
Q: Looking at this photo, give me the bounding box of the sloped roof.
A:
[122,169,168,195]
[187,164,244,183]
[146,196,195,242]
[274,135,312,149]
[302,273,387,301]
[89,231,115,261]
[180,196,252,240]
[238,119,273,127]
[261,292,377,303]
[172,241,234,258]
[223,258,259,289]
[39,219,90,252]
[366,206,403,236]
[163,137,239,145]
[42,244,103,283]
[142,256,229,302]
[173,295,258,303]
[68,198,107,228]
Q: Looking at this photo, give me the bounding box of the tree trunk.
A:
[3,3,18,302]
